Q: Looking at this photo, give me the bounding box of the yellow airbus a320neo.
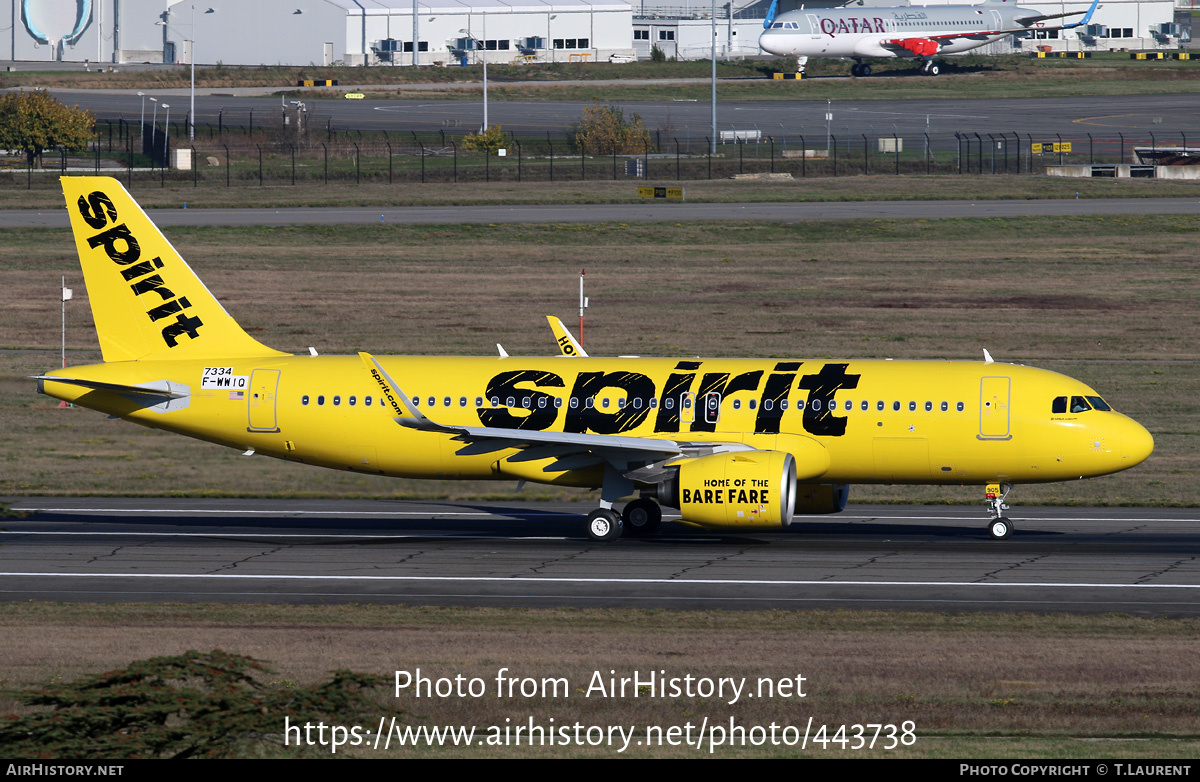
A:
[38,177,1154,541]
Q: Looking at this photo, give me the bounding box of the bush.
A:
[650,44,666,63]
[462,124,507,153]
[0,650,397,759]
[571,102,652,155]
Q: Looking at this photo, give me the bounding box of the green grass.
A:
[0,214,1195,503]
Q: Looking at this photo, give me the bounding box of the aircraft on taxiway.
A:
[38,176,1152,541]
[758,0,1100,76]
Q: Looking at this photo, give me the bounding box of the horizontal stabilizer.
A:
[33,375,188,399]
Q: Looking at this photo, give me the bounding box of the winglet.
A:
[1063,0,1100,29]
[546,315,589,358]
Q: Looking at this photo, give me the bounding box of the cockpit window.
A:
[772,22,784,28]
[1071,396,1092,413]
[1052,396,1067,414]
[1086,396,1112,411]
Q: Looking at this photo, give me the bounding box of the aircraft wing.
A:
[359,352,749,475]
[882,0,1101,53]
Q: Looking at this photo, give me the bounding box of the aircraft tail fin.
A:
[61,176,287,363]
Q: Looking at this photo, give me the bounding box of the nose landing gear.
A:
[985,482,1013,540]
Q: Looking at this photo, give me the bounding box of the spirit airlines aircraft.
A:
[759,0,1100,76]
[39,177,1153,541]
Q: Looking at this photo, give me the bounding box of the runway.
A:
[3,499,1198,615]
[6,197,1200,230]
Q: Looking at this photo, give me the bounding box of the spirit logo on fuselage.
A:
[478,361,861,437]
[76,190,204,348]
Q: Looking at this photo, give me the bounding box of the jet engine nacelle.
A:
[794,483,850,515]
[659,450,797,528]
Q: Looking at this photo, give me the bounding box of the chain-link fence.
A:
[3,115,1194,190]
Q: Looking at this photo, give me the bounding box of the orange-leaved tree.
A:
[0,90,95,169]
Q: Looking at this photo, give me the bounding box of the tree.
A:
[0,650,398,759]
[571,102,651,155]
[0,90,95,169]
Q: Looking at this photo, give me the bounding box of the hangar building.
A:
[4,0,1184,64]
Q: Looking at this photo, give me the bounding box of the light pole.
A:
[710,0,716,154]
[137,91,146,154]
[459,20,488,132]
[155,6,195,141]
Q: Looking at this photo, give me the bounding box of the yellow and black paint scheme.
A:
[39,177,1155,541]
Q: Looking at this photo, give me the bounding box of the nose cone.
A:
[759,29,787,56]
[1122,417,1155,468]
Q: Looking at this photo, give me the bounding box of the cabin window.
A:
[861,400,869,411]
[570,397,579,409]
[632,397,642,409]
[649,398,657,409]
[1052,396,1068,414]
[302,395,310,406]
[618,398,626,409]
[459,397,467,407]
[491,396,500,407]
[412,397,420,406]
[522,397,531,409]
[845,400,853,411]
[893,401,901,411]
[1071,396,1092,413]
[555,398,563,408]
[908,401,916,411]
[924,401,932,412]
[956,401,964,412]
[940,401,948,412]
[602,398,611,409]
[425,396,434,407]
[732,399,741,410]
[795,400,804,411]
[538,396,547,408]
[665,398,674,410]
[475,397,483,407]
[366,396,373,407]
[333,395,341,406]
[443,396,451,407]
[1087,396,1112,411]
[764,399,774,411]
[317,395,325,406]
[748,399,756,410]
[586,398,595,409]
[349,395,357,406]
[506,396,516,407]
[877,400,884,411]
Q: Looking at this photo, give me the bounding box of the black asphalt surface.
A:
[38,89,1200,138]
[3,499,1198,614]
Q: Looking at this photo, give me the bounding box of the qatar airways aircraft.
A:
[758,0,1100,76]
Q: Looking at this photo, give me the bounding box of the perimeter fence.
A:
[3,113,1196,190]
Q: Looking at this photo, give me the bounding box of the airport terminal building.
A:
[5,0,1185,65]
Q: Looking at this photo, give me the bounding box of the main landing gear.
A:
[985,483,1013,540]
[921,59,940,76]
[850,60,872,77]
[584,497,663,542]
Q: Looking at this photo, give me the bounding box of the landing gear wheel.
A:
[586,509,623,542]
[850,63,862,77]
[988,517,1013,540]
[927,63,939,76]
[622,498,662,536]
[860,63,872,77]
